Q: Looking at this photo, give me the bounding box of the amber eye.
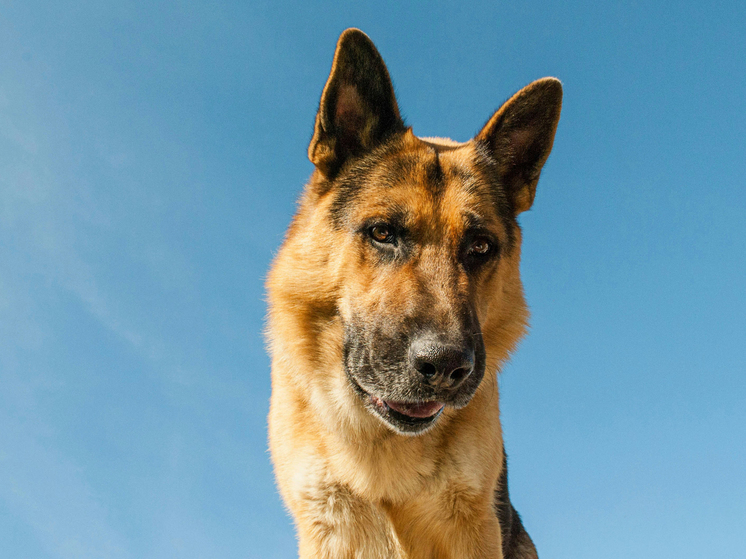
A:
[369,224,394,244]
[468,237,492,256]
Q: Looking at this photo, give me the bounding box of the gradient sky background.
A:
[1,1,745,558]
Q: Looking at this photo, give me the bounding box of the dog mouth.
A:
[370,394,444,420]
[350,378,445,434]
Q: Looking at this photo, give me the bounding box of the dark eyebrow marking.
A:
[448,164,477,184]
[462,205,516,253]
[462,212,490,231]
[358,204,411,230]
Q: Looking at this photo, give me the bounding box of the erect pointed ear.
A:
[476,78,562,213]
[308,28,406,177]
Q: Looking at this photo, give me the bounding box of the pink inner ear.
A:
[335,84,366,133]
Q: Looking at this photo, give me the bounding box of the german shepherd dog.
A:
[267,29,561,559]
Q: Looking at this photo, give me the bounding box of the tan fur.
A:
[267,29,561,559]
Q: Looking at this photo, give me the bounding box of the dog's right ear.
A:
[309,29,406,178]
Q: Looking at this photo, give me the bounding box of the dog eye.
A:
[468,237,492,256]
[369,224,395,244]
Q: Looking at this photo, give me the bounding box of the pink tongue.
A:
[386,400,444,418]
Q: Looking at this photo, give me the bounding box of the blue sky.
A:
[1,1,744,558]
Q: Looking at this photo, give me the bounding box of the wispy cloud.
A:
[0,74,201,555]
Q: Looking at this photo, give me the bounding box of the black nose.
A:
[410,340,474,389]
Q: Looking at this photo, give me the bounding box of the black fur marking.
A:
[425,150,445,197]
[494,453,539,559]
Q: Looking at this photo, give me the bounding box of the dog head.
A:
[270,29,561,436]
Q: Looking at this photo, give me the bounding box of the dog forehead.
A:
[329,135,506,232]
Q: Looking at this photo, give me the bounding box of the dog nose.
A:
[410,341,474,389]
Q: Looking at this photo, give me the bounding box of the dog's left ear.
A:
[309,28,406,178]
[476,78,562,214]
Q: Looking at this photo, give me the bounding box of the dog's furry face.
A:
[294,31,561,436]
[326,134,522,434]
[271,29,561,437]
